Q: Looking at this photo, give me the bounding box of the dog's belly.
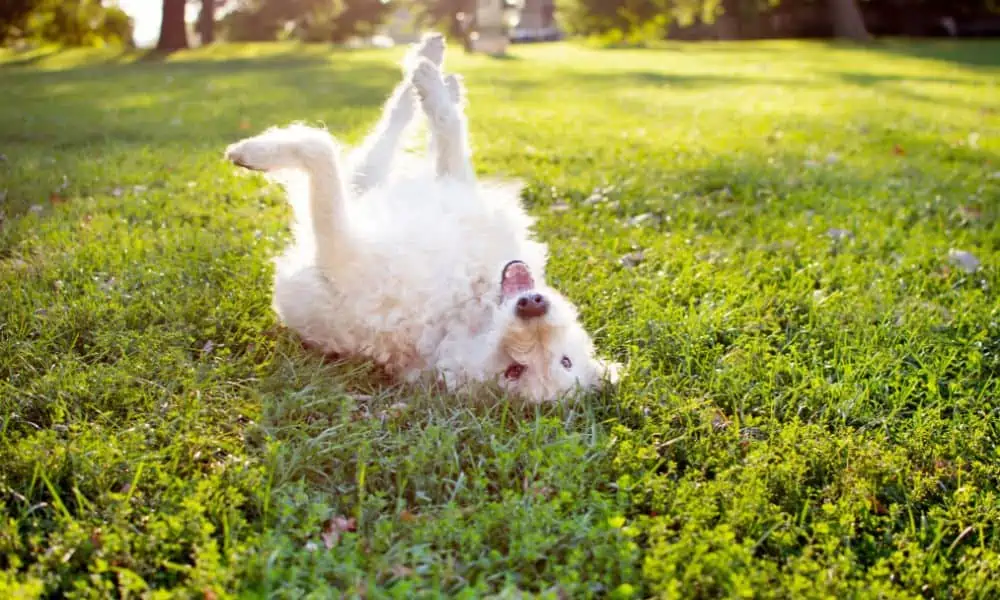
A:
[308,275,493,379]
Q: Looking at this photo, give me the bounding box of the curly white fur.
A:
[225,34,620,403]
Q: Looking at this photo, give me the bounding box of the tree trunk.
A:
[198,0,215,45]
[716,0,741,40]
[828,0,870,41]
[156,0,188,52]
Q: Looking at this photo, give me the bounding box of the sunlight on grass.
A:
[1,40,998,597]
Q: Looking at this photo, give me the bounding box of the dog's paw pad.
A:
[410,58,444,96]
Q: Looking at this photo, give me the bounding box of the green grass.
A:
[1,37,998,598]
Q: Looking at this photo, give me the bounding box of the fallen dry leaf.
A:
[322,516,357,549]
[947,249,980,274]
[958,205,982,221]
[893,144,905,156]
[390,565,414,578]
[627,213,654,226]
[711,412,730,431]
[826,228,853,241]
[619,251,645,268]
[399,509,418,523]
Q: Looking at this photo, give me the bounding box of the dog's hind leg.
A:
[349,33,447,193]
[272,264,344,355]
[411,58,474,182]
[225,125,348,272]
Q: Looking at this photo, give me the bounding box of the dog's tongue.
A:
[501,261,534,300]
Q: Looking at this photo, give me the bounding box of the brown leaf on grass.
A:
[627,212,654,226]
[826,228,854,241]
[619,250,645,268]
[203,589,218,600]
[239,118,252,130]
[869,495,888,515]
[893,144,905,156]
[377,401,409,422]
[390,565,414,578]
[322,516,357,549]
[948,249,981,273]
[711,411,730,431]
[399,509,418,523]
[49,192,66,204]
[959,205,983,221]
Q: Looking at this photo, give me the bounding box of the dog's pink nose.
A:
[515,293,548,319]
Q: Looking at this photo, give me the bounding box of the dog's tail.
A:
[226,124,348,269]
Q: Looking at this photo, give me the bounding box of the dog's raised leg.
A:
[225,124,348,272]
[348,33,447,193]
[411,58,474,182]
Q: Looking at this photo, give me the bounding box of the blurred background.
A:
[1,0,998,54]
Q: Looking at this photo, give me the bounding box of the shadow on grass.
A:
[866,38,1000,70]
[0,50,404,151]
[583,37,1000,69]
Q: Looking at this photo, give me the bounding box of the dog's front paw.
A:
[225,127,306,172]
[404,32,446,72]
[225,137,276,172]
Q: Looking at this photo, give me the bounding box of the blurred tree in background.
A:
[198,0,228,44]
[157,0,188,50]
[404,0,473,40]
[2,0,995,49]
[1,0,133,46]
[555,0,999,43]
[220,0,394,42]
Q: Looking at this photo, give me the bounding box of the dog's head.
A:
[488,260,621,403]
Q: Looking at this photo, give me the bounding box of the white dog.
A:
[224,34,620,403]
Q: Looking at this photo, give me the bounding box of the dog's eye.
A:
[505,363,525,380]
[561,356,572,369]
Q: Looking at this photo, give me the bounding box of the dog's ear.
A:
[593,357,622,389]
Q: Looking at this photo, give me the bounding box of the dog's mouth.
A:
[500,260,534,303]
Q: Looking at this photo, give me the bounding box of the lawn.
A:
[1,37,998,598]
